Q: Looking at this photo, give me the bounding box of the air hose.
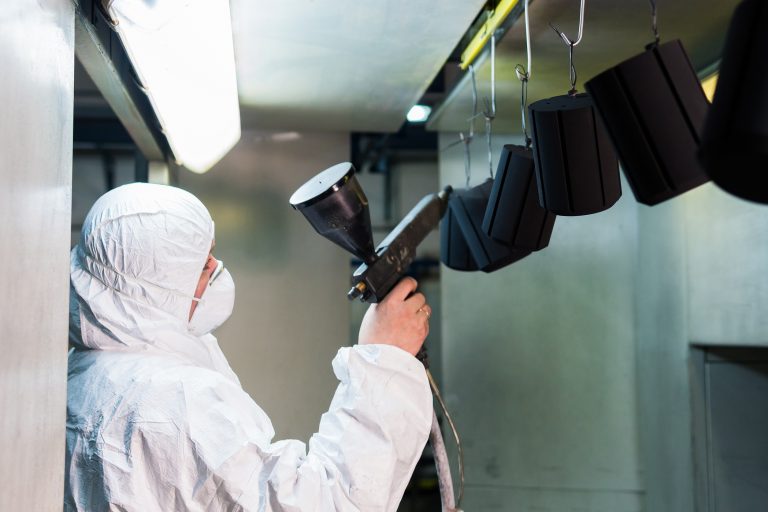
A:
[423,362,464,512]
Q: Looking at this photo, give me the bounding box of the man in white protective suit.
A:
[65,182,434,511]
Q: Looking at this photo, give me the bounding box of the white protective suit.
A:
[65,183,432,511]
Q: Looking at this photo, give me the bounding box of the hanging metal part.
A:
[515,0,533,147]
[550,0,587,95]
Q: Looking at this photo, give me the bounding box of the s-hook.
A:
[647,0,660,48]
[483,31,498,179]
[515,0,533,147]
[550,0,586,95]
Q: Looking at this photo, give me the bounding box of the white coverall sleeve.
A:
[187,344,433,512]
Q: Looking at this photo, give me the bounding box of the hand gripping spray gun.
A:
[290,162,464,512]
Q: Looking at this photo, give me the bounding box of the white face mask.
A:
[188,260,235,336]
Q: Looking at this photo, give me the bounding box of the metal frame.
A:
[73,0,171,164]
[689,345,712,512]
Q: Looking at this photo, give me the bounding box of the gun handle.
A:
[416,345,429,368]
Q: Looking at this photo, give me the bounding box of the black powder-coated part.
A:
[529,93,621,216]
[440,203,478,271]
[699,0,768,204]
[586,40,710,206]
[450,181,531,273]
[482,145,556,250]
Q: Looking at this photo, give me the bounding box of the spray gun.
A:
[289,162,452,302]
[290,162,464,511]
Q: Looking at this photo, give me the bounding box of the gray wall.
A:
[438,133,644,511]
[438,128,768,512]
[178,131,352,442]
[636,183,768,512]
[0,1,74,510]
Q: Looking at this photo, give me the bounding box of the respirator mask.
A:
[188,259,235,336]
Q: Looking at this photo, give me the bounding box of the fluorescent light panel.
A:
[108,0,241,173]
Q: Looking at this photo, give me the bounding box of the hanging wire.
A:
[515,0,533,147]
[469,63,478,140]
[465,64,479,186]
[427,369,465,509]
[550,0,586,95]
[443,64,479,187]
[461,132,472,188]
[648,0,660,47]
[482,32,498,179]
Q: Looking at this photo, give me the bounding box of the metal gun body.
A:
[348,186,452,303]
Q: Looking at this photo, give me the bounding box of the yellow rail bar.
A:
[459,0,521,70]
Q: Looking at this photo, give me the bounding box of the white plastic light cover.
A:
[108,0,241,173]
[406,105,432,123]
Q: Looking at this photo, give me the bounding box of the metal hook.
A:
[460,132,472,188]
[516,65,531,148]
[550,0,587,94]
[465,64,479,186]
[515,0,532,147]
[483,33,498,179]
[648,0,660,47]
[468,64,478,138]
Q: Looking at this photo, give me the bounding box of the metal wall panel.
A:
[686,184,768,347]
[0,0,74,509]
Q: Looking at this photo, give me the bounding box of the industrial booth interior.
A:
[2,0,767,511]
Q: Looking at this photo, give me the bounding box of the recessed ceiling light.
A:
[406,105,432,123]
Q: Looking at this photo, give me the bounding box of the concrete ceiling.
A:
[230,0,486,133]
[428,0,741,134]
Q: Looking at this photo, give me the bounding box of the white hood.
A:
[69,182,236,380]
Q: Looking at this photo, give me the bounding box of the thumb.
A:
[385,277,418,303]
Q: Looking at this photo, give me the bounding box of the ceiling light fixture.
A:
[106,0,241,173]
[406,105,432,123]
